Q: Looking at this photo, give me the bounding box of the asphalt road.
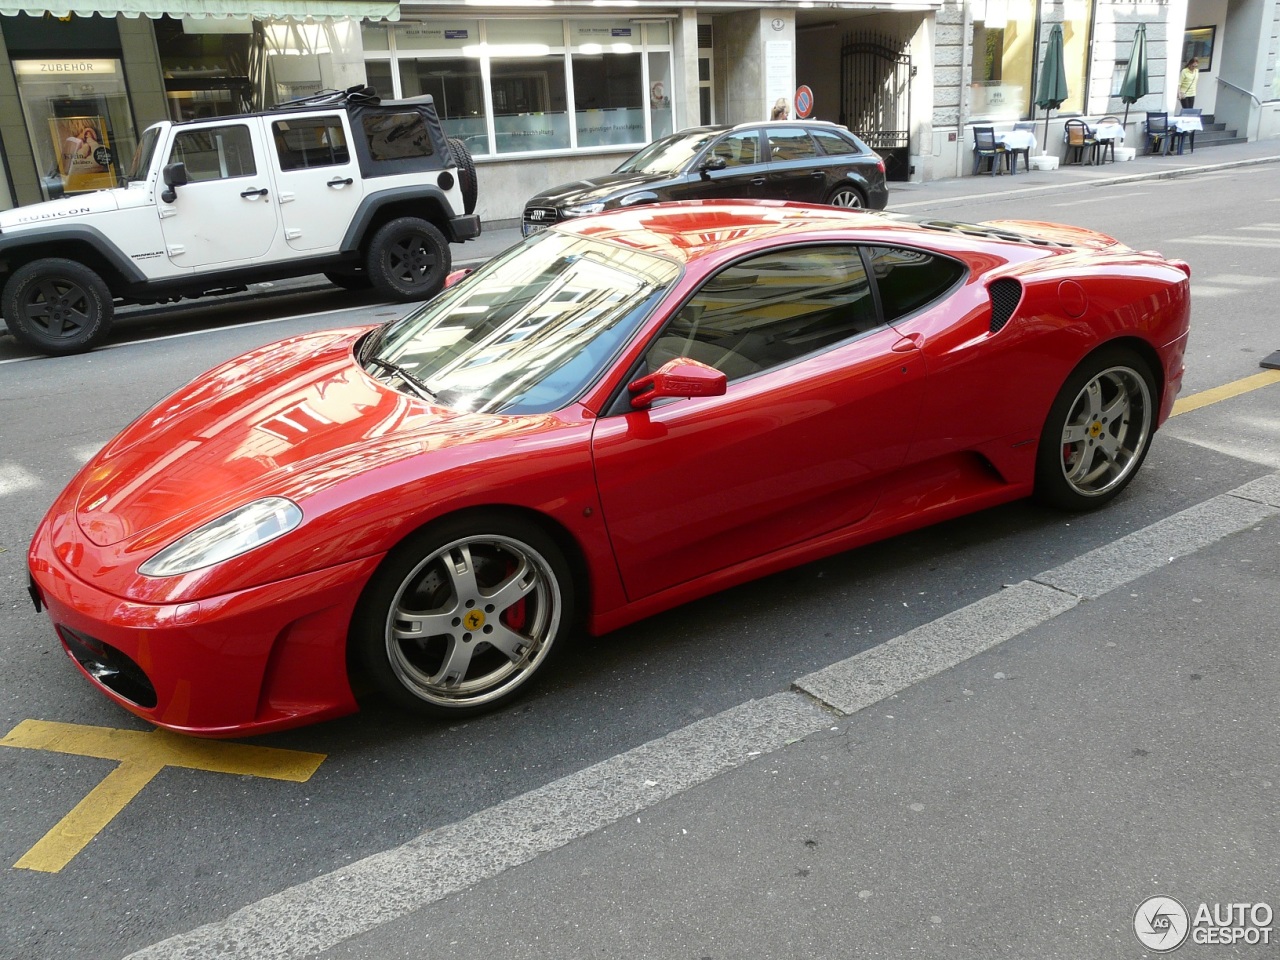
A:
[1,157,1278,959]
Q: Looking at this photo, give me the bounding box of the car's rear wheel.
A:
[324,267,373,291]
[1034,346,1156,510]
[827,185,867,209]
[448,138,478,215]
[365,217,451,303]
[352,514,576,717]
[2,258,113,355]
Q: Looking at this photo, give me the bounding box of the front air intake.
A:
[988,278,1023,333]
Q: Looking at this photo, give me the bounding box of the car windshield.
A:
[365,232,680,414]
[614,130,720,175]
[126,127,161,182]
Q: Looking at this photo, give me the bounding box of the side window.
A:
[272,116,350,170]
[362,112,435,161]
[169,125,256,182]
[708,130,762,167]
[867,246,967,322]
[643,245,879,382]
[811,129,861,157]
[767,127,819,162]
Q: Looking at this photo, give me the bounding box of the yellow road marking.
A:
[2,719,325,873]
[1171,369,1280,417]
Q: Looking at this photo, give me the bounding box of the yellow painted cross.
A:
[2,719,325,873]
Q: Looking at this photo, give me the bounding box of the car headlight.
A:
[562,200,606,217]
[139,497,303,577]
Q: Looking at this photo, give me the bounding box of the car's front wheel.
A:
[827,185,867,209]
[352,514,576,717]
[2,258,114,355]
[1034,346,1157,510]
[365,217,451,302]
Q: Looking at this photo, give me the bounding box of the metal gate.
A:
[840,32,913,182]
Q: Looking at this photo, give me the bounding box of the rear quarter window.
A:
[867,245,967,321]
[362,112,435,160]
[811,129,861,156]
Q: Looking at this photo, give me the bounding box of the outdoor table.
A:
[996,129,1037,173]
[1169,115,1203,154]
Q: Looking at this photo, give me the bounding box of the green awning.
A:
[0,0,398,19]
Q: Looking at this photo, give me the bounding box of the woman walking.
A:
[1178,57,1200,111]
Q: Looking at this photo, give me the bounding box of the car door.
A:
[764,126,828,203]
[668,128,770,202]
[158,121,280,269]
[591,243,925,601]
[269,111,363,252]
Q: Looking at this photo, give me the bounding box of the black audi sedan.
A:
[522,120,888,237]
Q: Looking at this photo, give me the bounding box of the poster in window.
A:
[50,116,116,193]
[1182,27,1215,71]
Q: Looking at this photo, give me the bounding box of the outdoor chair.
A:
[1005,121,1035,174]
[971,126,1006,176]
[1064,119,1098,165]
[1145,112,1171,156]
[1177,107,1202,153]
[1095,116,1121,163]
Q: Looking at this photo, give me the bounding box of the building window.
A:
[362,18,672,157]
[970,0,1036,120]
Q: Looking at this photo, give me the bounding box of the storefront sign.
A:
[14,59,117,77]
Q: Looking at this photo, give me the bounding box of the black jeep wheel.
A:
[448,138,478,215]
[365,217,451,303]
[2,258,113,355]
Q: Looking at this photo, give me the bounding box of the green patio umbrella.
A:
[1119,22,1150,131]
[1035,24,1068,152]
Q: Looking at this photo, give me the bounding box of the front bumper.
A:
[28,528,383,737]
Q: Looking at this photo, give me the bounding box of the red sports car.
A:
[27,201,1191,737]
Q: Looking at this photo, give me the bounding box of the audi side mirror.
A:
[628,358,727,409]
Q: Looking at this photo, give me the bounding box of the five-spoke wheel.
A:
[353,515,575,716]
[1035,347,1156,509]
[365,217,451,303]
[2,258,113,355]
[827,186,867,209]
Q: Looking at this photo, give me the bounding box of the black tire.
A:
[2,258,113,355]
[1034,346,1157,511]
[351,513,576,718]
[448,138,478,215]
[827,185,867,209]
[324,268,373,291]
[365,217,451,303]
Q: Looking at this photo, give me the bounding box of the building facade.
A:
[1,0,1277,221]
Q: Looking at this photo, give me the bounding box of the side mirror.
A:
[698,156,727,178]
[160,162,188,204]
[628,358,727,409]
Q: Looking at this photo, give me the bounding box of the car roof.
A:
[672,120,850,137]
[554,200,1096,266]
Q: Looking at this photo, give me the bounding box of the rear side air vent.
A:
[988,278,1022,333]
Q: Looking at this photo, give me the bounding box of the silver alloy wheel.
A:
[384,534,562,709]
[1056,365,1153,498]
[828,187,865,208]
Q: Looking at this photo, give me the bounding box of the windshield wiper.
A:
[366,356,437,402]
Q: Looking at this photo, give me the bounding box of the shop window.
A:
[154,16,254,121]
[12,58,137,200]
[573,52,643,148]
[397,56,486,152]
[969,0,1035,120]
[491,56,570,152]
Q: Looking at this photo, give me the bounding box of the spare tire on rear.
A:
[448,138,478,215]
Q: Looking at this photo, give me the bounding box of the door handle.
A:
[891,332,924,353]
[327,177,354,187]
[750,176,766,185]
[240,187,269,199]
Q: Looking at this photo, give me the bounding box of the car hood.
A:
[74,327,523,549]
[527,171,676,207]
[0,189,123,230]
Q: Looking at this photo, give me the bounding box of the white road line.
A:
[1173,235,1280,247]
[126,471,1280,960]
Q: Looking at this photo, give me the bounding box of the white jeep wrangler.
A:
[0,88,479,355]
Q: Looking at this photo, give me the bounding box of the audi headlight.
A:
[562,200,605,217]
[139,497,303,577]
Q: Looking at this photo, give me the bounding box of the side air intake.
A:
[988,278,1022,333]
